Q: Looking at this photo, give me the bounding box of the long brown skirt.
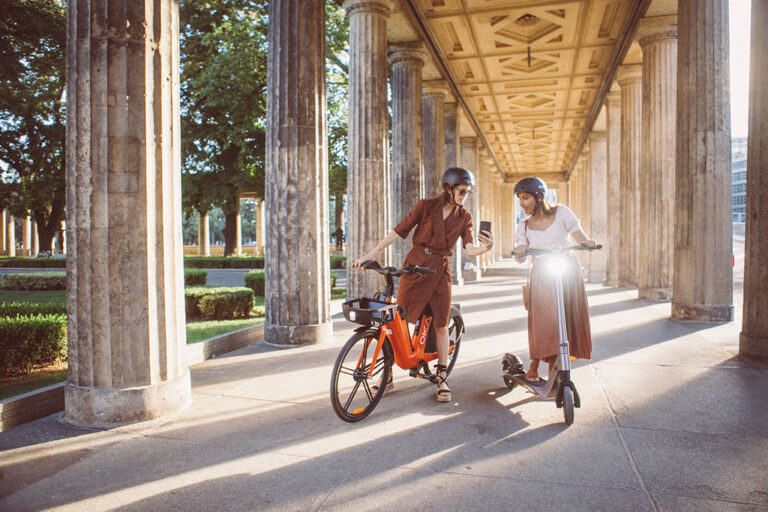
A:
[527,254,592,362]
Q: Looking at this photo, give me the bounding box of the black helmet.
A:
[514,177,547,197]
[442,167,475,188]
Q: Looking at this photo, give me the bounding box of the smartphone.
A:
[479,220,491,235]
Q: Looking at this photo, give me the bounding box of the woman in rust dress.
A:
[353,168,493,402]
[512,177,596,382]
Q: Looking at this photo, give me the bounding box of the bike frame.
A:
[369,309,439,373]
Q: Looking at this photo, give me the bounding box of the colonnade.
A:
[570,4,738,327]
[58,0,767,427]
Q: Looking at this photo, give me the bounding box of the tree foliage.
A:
[326,1,349,228]
[0,0,66,253]
[180,0,268,255]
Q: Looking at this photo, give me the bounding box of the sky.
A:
[730,0,751,138]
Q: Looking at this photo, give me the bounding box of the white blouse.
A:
[514,205,582,250]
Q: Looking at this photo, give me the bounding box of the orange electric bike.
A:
[330,260,465,422]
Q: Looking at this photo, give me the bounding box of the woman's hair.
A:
[433,185,452,206]
[533,193,557,216]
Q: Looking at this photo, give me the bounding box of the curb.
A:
[0,323,265,432]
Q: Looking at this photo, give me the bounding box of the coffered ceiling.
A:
[402,0,647,182]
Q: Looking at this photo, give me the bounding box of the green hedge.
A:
[0,301,67,316]
[330,256,346,269]
[185,286,254,320]
[244,270,265,296]
[0,257,66,268]
[184,269,208,286]
[0,314,67,375]
[184,256,265,269]
[245,270,338,297]
[1,272,67,291]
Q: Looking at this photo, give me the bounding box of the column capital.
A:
[615,64,642,86]
[636,15,677,47]
[343,0,392,17]
[589,130,607,142]
[422,80,449,99]
[388,42,426,68]
[444,101,458,115]
[605,89,621,105]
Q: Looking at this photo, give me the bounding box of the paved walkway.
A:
[1,253,766,511]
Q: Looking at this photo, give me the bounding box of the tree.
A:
[180,0,268,256]
[0,0,66,254]
[326,1,349,230]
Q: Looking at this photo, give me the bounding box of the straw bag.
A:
[522,283,530,311]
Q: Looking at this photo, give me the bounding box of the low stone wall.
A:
[0,323,265,432]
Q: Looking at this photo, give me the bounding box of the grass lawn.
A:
[0,364,67,401]
[186,317,264,344]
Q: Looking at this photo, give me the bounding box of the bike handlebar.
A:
[361,260,436,277]
[523,243,603,257]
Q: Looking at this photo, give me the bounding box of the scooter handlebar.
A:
[516,243,602,257]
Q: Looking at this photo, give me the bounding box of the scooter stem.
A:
[554,271,571,372]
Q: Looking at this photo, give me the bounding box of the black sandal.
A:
[435,364,451,402]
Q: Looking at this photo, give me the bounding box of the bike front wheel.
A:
[330,328,393,422]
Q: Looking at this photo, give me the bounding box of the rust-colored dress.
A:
[515,205,592,362]
[394,198,474,327]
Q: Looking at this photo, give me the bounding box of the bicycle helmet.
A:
[514,177,547,198]
[442,167,476,188]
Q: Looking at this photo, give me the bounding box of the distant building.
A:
[732,136,747,222]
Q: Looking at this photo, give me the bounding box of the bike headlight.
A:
[546,255,568,276]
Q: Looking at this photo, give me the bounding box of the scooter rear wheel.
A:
[562,386,575,425]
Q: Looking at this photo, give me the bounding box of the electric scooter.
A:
[501,243,601,425]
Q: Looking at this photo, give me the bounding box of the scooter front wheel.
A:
[562,386,575,425]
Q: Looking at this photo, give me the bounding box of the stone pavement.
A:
[1,253,766,512]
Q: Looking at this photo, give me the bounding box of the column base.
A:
[603,278,619,287]
[65,371,191,427]
[265,321,333,346]
[618,278,638,288]
[588,270,606,283]
[739,332,768,363]
[671,302,733,322]
[638,287,672,301]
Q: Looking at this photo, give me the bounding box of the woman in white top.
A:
[512,177,597,382]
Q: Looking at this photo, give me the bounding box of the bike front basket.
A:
[342,298,397,326]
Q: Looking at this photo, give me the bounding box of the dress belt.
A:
[416,245,452,257]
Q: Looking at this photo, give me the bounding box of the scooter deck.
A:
[505,372,559,399]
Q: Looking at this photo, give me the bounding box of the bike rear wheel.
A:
[330,329,393,422]
[424,309,463,380]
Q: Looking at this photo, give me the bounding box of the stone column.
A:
[31,220,39,256]
[423,82,447,198]
[672,0,732,322]
[344,0,391,298]
[256,200,264,255]
[65,0,191,425]
[234,201,242,256]
[740,0,768,361]
[0,210,5,254]
[502,183,515,257]
[389,43,424,268]
[265,0,331,345]
[616,64,642,287]
[588,131,608,283]
[197,211,210,256]
[478,152,492,270]
[5,213,15,257]
[22,216,32,257]
[460,136,480,281]
[445,102,463,285]
[493,178,502,261]
[637,16,677,300]
[605,90,622,286]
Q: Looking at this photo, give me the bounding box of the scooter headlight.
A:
[546,255,568,276]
